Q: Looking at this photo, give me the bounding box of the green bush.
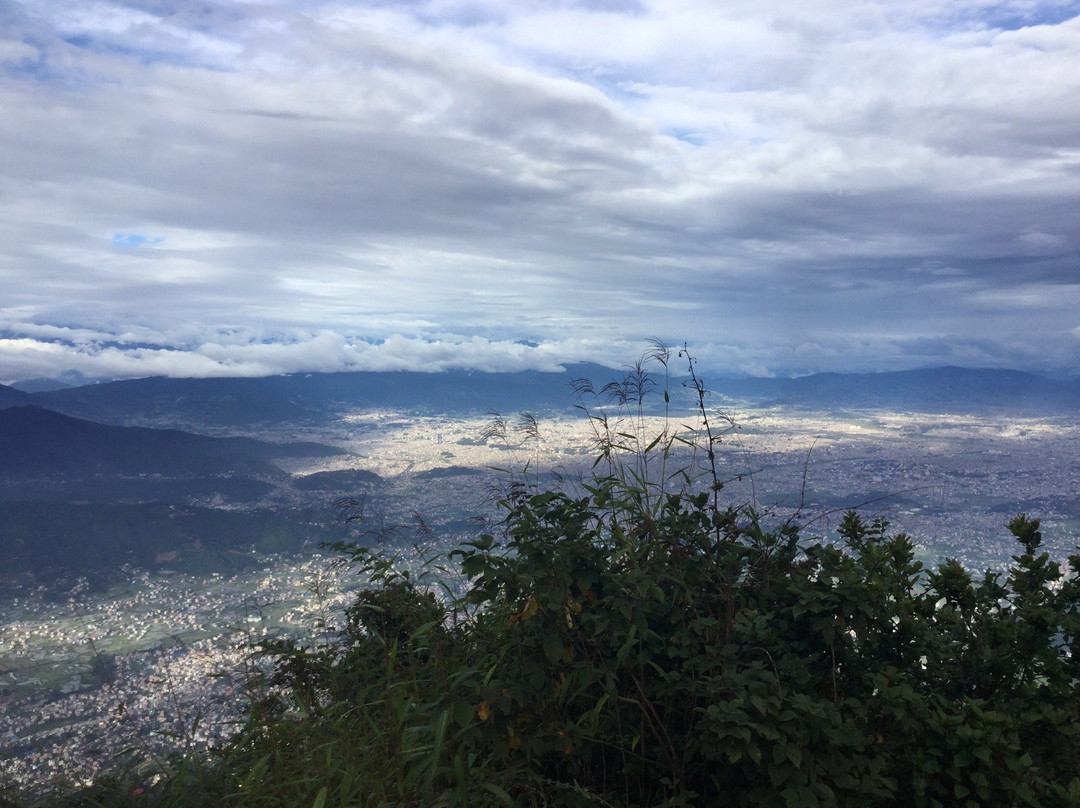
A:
[180,483,1080,807]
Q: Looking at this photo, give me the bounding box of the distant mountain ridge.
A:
[12,364,619,427]
[708,367,1080,413]
[8,377,76,393]
[1,365,1077,428]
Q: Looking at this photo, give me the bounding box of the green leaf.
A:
[482,783,517,806]
[543,632,565,664]
[786,743,803,768]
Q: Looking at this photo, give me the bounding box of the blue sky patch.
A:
[972,3,1079,30]
[112,233,163,248]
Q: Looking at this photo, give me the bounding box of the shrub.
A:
[217,347,1080,807]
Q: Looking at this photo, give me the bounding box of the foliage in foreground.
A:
[14,351,1080,807]
[32,498,1080,807]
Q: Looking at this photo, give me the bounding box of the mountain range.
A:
[2,365,1077,431]
[1,365,618,428]
[707,367,1080,413]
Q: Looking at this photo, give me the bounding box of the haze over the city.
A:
[2,0,1079,383]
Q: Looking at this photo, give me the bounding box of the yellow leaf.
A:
[477,701,490,722]
[522,595,540,620]
[509,595,540,627]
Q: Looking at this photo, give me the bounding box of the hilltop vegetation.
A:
[10,348,1080,808]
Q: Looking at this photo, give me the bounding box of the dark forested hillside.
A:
[292,468,385,491]
[0,501,329,577]
[0,406,343,479]
[0,383,30,410]
[0,407,349,576]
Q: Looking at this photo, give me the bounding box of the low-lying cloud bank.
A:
[3,326,1077,386]
[0,330,625,384]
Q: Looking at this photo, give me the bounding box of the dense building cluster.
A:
[2,640,246,791]
[0,556,360,794]
[718,411,1080,570]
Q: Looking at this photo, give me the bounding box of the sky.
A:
[1,0,1079,383]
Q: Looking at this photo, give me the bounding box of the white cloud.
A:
[0,328,635,384]
[0,0,1078,382]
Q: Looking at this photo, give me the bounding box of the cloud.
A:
[1,0,1078,381]
[0,327,635,384]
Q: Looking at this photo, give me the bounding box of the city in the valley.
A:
[3,402,1080,792]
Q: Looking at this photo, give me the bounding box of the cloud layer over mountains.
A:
[2,0,1079,381]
